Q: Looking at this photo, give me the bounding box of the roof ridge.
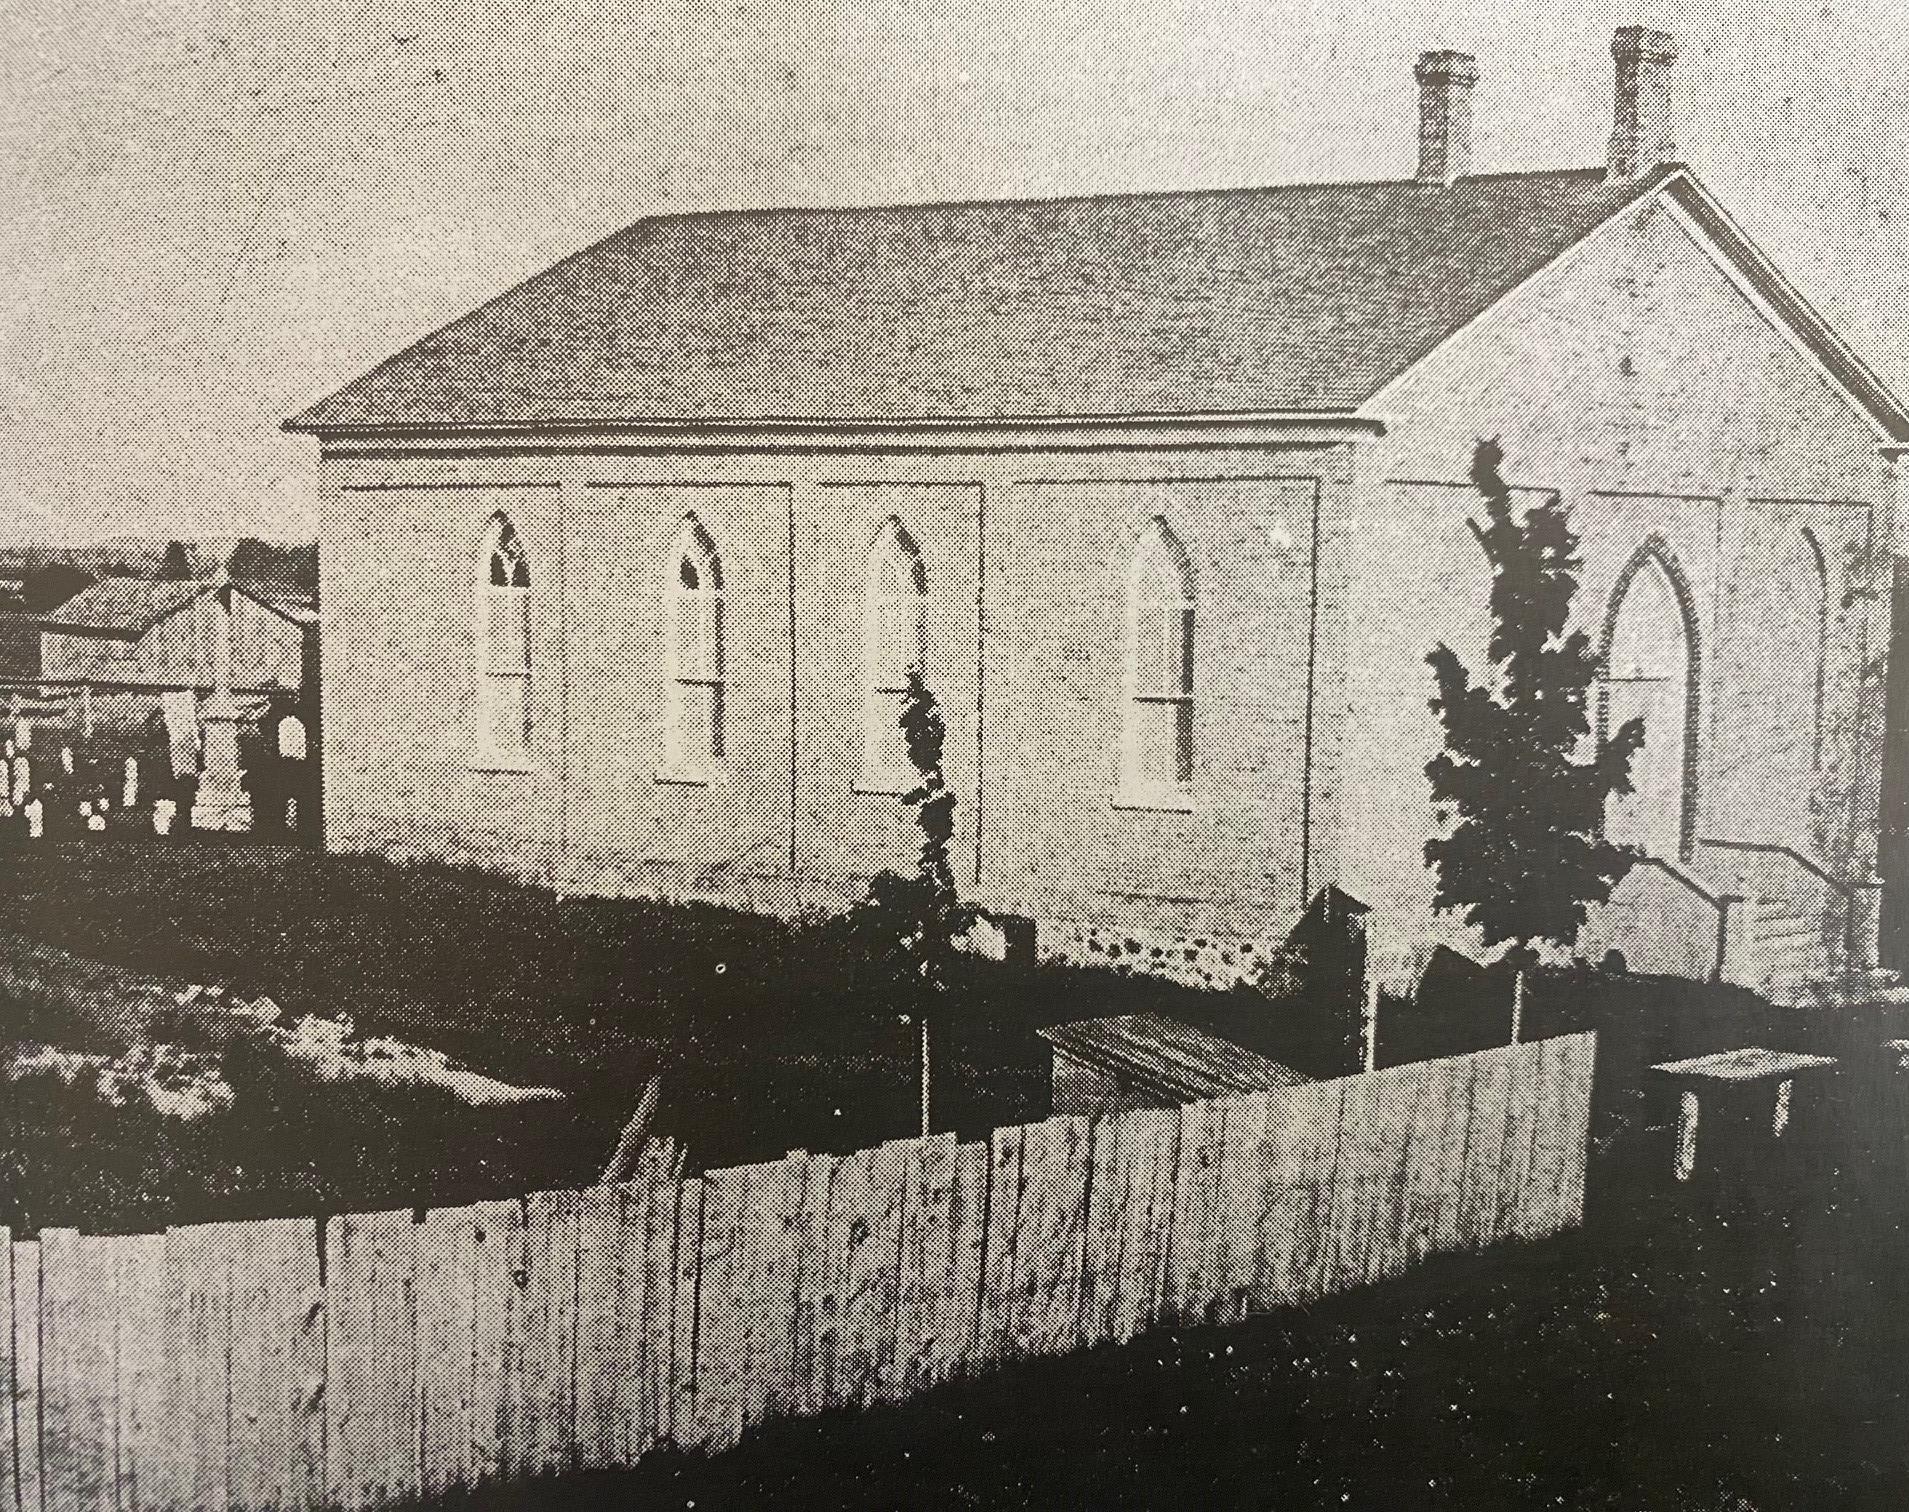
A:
[629,163,1622,230]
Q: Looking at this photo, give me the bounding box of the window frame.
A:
[472,515,534,773]
[659,516,726,785]
[1115,517,1196,812]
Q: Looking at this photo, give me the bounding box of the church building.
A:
[289,30,1909,1002]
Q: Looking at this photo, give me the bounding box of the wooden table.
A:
[1649,1047,1839,1182]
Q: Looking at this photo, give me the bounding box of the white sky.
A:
[3,0,1908,540]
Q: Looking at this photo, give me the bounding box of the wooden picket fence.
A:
[0,1032,1595,1511]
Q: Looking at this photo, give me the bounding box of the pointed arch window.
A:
[476,516,531,766]
[1121,518,1194,803]
[664,517,724,778]
[862,520,926,788]
[1598,537,1700,860]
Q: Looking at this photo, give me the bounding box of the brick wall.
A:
[1345,193,1893,967]
[316,440,1352,957]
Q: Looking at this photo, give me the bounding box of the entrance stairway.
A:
[1695,839,1902,1008]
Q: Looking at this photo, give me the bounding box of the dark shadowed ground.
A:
[392,1183,1909,1511]
[0,840,1221,1230]
[7,841,1909,1507]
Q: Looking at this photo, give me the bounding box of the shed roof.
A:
[290,166,1682,432]
[1038,1013,1314,1103]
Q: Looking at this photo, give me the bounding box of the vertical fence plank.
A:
[571,1186,626,1472]
[637,1174,678,1455]
[667,1179,705,1448]
[12,1240,41,1512]
[324,1209,419,1509]
[113,1234,166,1512]
[977,1124,1024,1362]
[1456,1046,1516,1249]
[1492,1041,1545,1244]
[1245,1086,1310,1312]
[1427,1052,1481,1255]
[512,1191,578,1476]
[417,1206,477,1496]
[39,1229,114,1512]
[941,1142,989,1381]
[0,1229,11,1512]
[1506,1034,1581,1240]
[1212,1093,1274,1319]
[1549,1033,1597,1232]
[166,1224,230,1512]
[1166,1097,1232,1323]
[1364,1066,1428,1286]
[1127,1105,1182,1339]
[225,1219,325,1512]
[744,1155,811,1423]
[895,1137,958,1393]
[790,1155,836,1419]
[839,1142,907,1407]
[1293,1079,1353,1307]
[1396,1058,1456,1266]
[465,1200,520,1489]
[689,1162,751,1450]
[1005,1117,1090,1359]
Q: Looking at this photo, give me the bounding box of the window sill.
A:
[656,768,717,788]
[854,774,915,797]
[1112,790,1195,814]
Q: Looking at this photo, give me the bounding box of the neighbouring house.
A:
[286,29,1909,1003]
[37,576,318,812]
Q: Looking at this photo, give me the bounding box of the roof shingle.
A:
[290,167,1672,431]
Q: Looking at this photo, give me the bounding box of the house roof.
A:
[1038,1013,1314,1104]
[40,578,317,637]
[40,579,210,637]
[290,166,1691,433]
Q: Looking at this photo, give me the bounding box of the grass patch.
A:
[0,841,1234,1230]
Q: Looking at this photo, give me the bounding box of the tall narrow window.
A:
[862,519,925,787]
[664,516,724,777]
[1122,518,1194,801]
[476,516,531,765]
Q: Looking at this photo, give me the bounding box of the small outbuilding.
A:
[1038,1012,1314,1116]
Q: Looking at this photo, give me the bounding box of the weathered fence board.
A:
[0,1230,13,1512]
[227,1218,325,1511]
[40,1229,114,1512]
[416,1204,477,1495]
[512,1190,578,1477]
[11,1239,42,1512]
[465,1198,521,1488]
[324,1209,419,1509]
[114,1233,169,1512]
[3,1034,1594,1508]
[168,1223,232,1512]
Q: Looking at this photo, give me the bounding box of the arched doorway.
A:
[1602,541,1699,859]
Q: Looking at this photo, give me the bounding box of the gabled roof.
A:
[41,579,209,637]
[289,166,1681,432]
[40,578,317,638]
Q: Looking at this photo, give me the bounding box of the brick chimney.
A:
[1608,26,1678,181]
[1415,50,1480,185]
